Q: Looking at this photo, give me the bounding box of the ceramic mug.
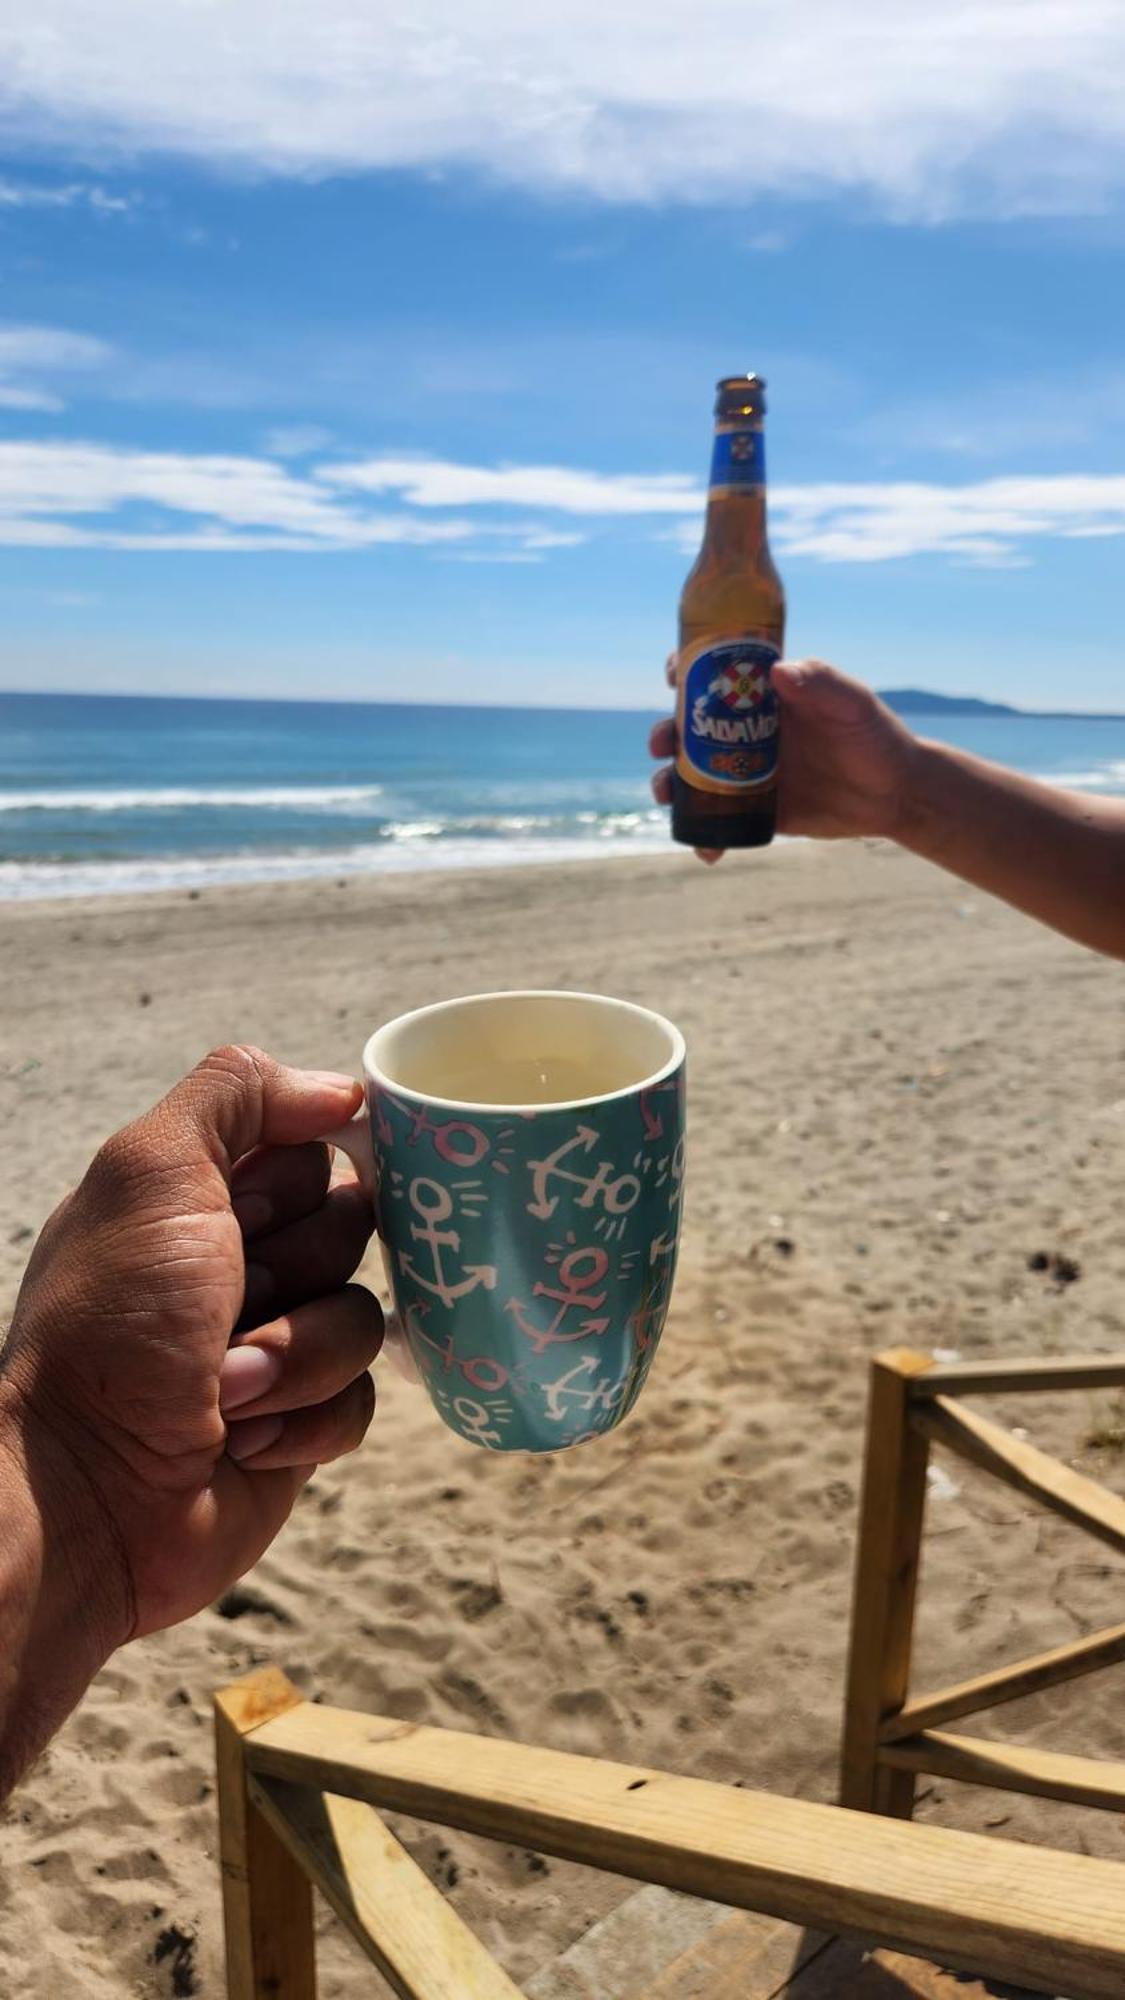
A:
[324,990,685,1453]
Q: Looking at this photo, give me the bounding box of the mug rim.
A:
[362,987,685,1116]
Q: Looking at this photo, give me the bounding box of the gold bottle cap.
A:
[715,374,767,418]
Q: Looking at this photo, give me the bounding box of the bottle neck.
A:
[708,419,765,495]
[703,418,768,551]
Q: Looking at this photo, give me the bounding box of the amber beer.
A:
[672,374,785,848]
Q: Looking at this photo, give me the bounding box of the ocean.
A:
[2,690,1124,902]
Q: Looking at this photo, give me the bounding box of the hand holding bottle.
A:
[651,656,918,851]
[652,655,1125,961]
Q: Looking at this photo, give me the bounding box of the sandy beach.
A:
[2,840,1124,1998]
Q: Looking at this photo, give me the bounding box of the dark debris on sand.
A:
[153,1920,199,1997]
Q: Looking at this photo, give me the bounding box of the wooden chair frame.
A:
[841,1347,1125,1821]
[213,1347,1125,1999]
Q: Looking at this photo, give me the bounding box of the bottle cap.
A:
[714,374,767,418]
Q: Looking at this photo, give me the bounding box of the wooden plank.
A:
[839,1350,933,1816]
[880,1729,1125,1812]
[213,1669,316,2000]
[783,1940,1044,1997]
[250,1775,524,2000]
[881,1620,1125,1741]
[243,1704,1125,2000]
[908,1355,1125,1398]
[633,1910,829,1999]
[913,1396,1125,1556]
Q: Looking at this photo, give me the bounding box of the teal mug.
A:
[326,990,685,1452]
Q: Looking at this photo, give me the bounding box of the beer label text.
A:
[676,636,780,793]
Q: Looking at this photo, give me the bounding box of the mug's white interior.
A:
[367,990,682,1111]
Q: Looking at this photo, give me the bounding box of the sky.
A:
[1,1,1125,710]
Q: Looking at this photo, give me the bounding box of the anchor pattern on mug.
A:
[370,1072,685,1452]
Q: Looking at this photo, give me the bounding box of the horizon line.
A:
[2,685,1125,722]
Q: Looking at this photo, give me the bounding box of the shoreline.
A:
[0,826,674,904]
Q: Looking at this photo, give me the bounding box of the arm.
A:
[900,737,1125,961]
[651,659,1125,960]
[0,1048,383,1800]
[0,1396,130,1802]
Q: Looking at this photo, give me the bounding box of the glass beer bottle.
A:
[672,374,785,848]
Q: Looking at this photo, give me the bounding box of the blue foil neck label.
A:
[709,425,765,490]
[676,637,780,793]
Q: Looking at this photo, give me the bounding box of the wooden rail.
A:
[216,1669,1125,2000]
[879,1731,1125,1813]
[212,1348,1125,1998]
[882,1620,1125,1742]
[839,1350,933,1816]
[907,1356,1125,1398]
[839,1349,1125,1829]
[912,1396,1125,1556]
[249,1772,523,1999]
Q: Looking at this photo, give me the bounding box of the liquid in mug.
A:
[415,1049,620,1106]
[672,373,786,850]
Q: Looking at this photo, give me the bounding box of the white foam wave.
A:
[1039,761,1125,791]
[0,783,385,813]
[0,823,672,901]
[375,809,664,841]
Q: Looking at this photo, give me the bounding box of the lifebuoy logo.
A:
[678,636,780,790]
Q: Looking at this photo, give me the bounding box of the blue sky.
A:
[2,2,1124,709]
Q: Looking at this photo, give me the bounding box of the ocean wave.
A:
[0,823,671,901]
[0,782,385,814]
[375,809,664,842]
[1038,761,1125,791]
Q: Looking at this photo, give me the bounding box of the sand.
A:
[1,841,1124,1998]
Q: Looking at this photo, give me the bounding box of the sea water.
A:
[2,691,1124,902]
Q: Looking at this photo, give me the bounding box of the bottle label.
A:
[709,425,765,491]
[676,636,780,794]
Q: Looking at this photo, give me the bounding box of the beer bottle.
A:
[672,374,785,849]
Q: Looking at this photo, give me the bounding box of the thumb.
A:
[773,657,872,723]
[150,1044,363,1177]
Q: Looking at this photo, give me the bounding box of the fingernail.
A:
[304,1070,360,1092]
[220,1342,284,1412]
[241,1262,274,1321]
[231,1190,273,1236]
[227,1413,284,1462]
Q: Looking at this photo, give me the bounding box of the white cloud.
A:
[659,472,1125,564]
[0,326,111,372]
[0,385,64,412]
[0,176,136,213]
[1,3,1124,217]
[771,475,1125,564]
[326,453,1125,565]
[263,425,335,459]
[4,438,1125,567]
[0,441,478,550]
[325,455,703,514]
[0,322,113,417]
[0,439,588,552]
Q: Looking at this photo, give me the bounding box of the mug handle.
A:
[318,1104,420,1384]
[319,1104,376,1197]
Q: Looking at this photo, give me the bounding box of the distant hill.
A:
[877,688,1125,720]
[878,688,1018,717]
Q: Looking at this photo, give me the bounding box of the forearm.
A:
[898,739,1125,959]
[0,1384,129,1800]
